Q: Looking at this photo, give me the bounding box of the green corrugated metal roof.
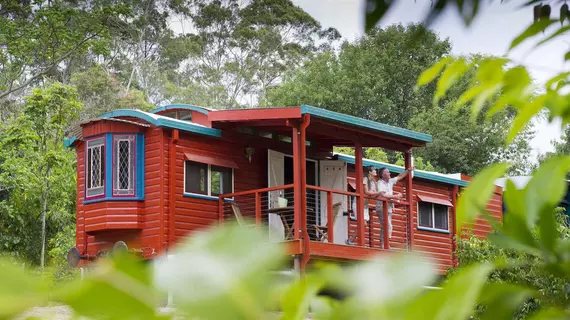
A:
[300,105,432,144]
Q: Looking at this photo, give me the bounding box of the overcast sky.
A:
[292,0,569,161]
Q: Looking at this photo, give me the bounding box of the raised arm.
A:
[395,167,414,183]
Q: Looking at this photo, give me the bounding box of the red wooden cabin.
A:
[65,104,502,274]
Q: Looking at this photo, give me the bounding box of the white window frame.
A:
[183,160,234,199]
[86,137,105,198]
[417,201,449,232]
[113,135,135,196]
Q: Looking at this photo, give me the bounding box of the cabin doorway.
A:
[284,155,318,228]
[318,160,348,244]
[267,150,318,241]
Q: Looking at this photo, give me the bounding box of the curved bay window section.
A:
[84,133,145,204]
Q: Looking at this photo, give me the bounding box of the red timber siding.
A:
[143,128,169,253]
[75,122,167,260]
[171,132,266,244]
[412,181,455,274]
[462,187,503,239]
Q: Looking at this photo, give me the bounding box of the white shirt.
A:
[378,177,397,209]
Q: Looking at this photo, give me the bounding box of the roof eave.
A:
[300,105,432,145]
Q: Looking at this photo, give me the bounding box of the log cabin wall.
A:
[170,131,267,244]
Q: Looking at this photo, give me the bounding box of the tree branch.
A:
[0,30,103,100]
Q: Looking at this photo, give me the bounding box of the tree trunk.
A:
[40,190,47,269]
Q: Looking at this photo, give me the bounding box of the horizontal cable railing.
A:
[219,184,411,251]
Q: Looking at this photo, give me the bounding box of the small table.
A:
[268,206,315,240]
[268,206,295,240]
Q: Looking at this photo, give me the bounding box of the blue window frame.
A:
[84,133,145,204]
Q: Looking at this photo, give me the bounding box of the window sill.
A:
[183,193,234,202]
[417,227,450,234]
[84,197,144,205]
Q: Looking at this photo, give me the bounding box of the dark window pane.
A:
[434,204,449,230]
[118,140,130,190]
[163,111,177,119]
[87,149,92,188]
[211,165,232,196]
[418,202,432,228]
[178,111,192,121]
[185,161,207,194]
[99,146,105,187]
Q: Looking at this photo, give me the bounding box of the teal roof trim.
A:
[335,153,468,187]
[64,136,77,148]
[150,104,209,115]
[100,109,221,137]
[300,105,432,144]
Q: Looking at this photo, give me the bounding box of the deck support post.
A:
[326,191,334,243]
[383,201,389,249]
[404,149,414,251]
[168,129,179,252]
[291,123,301,240]
[451,185,459,267]
[355,142,365,247]
[299,114,311,271]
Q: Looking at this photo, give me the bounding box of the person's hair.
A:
[378,167,388,176]
[364,166,376,191]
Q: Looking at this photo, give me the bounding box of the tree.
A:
[409,103,534,176]
[334,146,437,171]
[537,126,570,168]
[0,0,130,103]
[163,0,340,108]
[70,65,153,121]
[268,23,451,128]
[0,83,81,268]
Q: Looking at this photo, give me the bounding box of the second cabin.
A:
[65,104,503,273]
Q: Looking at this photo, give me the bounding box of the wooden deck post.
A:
[300,114,311,271]
[355,142,365,247]
[327,191,334,243]
[291,123,301,240]
[405,149,414,251]
[168,129,179,252]
[255,192,261,227]
[451,185,459,267]
[383,201,389,249]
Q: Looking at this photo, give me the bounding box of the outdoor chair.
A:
[312,202,342,242]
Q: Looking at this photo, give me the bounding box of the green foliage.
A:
[162,0,339,108]
[450,210,570,319]
[3,222,513,320]
[0,83,80,267]
[393,153,436,172]
[333,147,388,163]
[409,4,570,317]
[47,225,80,284]
[268,24,451,128]
[333,147,436,171]
[408,103,534,176]
[0,0,130,99]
